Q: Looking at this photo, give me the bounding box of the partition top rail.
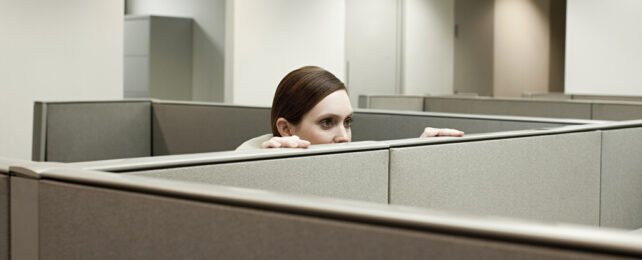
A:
[67,141,389,172]
[23,167,642,256]
[363,94,642,106]
[34,99,153,105]
[152,99,271,110]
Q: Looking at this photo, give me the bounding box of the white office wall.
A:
[566,0,642,96]
[0,1,123,160]
[127,0,226,102]
[403,0,454,96]
[345,0,398,107]
[226,0,346,106]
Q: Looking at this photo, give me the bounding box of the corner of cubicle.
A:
[31,100,154,163]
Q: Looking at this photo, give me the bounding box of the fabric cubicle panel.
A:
[33,179,637,259]
[389,131,602,225]
[126,150,389,203]
[367,96,425,112]
[351,112,568,141]
[0,174,8,260]
[592,103,642,121]
[152,103,271,155]
[42,101,152,162]
[600,127,642,229]
[423,97,593,119]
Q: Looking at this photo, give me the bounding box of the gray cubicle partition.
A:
[8,166,642,259]
[357,95,425,111]
[360,94,642,121]
[423,96,593,119]
[36,100,601,162]
[350,109,597,141]
[592,102,642,121]
[151,101,271,155]
[385,121,642,229]
[72,142,390,203]
[388,130,601,225]
[0,159,10,260]
[600,126,642,229]
[32,100,152,162]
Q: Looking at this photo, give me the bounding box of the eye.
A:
[320,118,333,129]
[343,117,353,128]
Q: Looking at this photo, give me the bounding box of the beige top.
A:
[235,134,273,151]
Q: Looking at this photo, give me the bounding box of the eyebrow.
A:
[316,112,353,119]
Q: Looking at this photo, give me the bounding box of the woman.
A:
[237,66,463,150]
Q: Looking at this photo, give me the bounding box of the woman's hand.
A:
[261,135,311,149]
[420,127,464,138]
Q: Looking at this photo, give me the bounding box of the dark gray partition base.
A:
[36,180,636,259]
[389,132,602,225]
[128,150,389,203]
[152,103,271,155]
[0,175,9,260]
[600,127,642,229]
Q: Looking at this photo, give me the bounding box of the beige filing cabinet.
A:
[124,15,193,100]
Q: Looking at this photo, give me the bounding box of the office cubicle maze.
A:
[34,99,604,163]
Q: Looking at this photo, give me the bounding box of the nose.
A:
[333,126,349,143]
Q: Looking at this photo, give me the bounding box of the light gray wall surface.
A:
[152,103,271,155]
[127,150,389,203]
[600,127,642,229]
[351,112,569,141]
[424,97,592,119]
[43,102,151,162]
[0,174,8,260]
[592,103,642,121]
[34,179,640,259]
[389,132,602,225]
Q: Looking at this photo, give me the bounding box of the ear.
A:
[276,117,294,137]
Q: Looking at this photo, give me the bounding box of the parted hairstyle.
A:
[270,66,347,136]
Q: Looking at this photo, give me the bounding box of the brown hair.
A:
[270,66,347,136]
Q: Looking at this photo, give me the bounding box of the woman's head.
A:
[271,66,353,144]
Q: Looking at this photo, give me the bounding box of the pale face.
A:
[291,90,353,144]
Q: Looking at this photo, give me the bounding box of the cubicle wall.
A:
[34,100,600,162]
[359,95,642,121]
[8,167,642,259]
[0,164,9,260]
[388,131,601,225]
[350,110,587,141]
[385,121,642,229]
[117,142,390,203]
[152,102,271,155]
[32,101,152,162]
[592,102,642,121]
[357,95,425,111]
[423,96,593,119]
[600,126,642,228]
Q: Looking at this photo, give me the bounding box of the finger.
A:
[420,127,440,138]
[280,139,299,148]
[297,140,311,148]
[437,128,464,137]
[261,139,282,148]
